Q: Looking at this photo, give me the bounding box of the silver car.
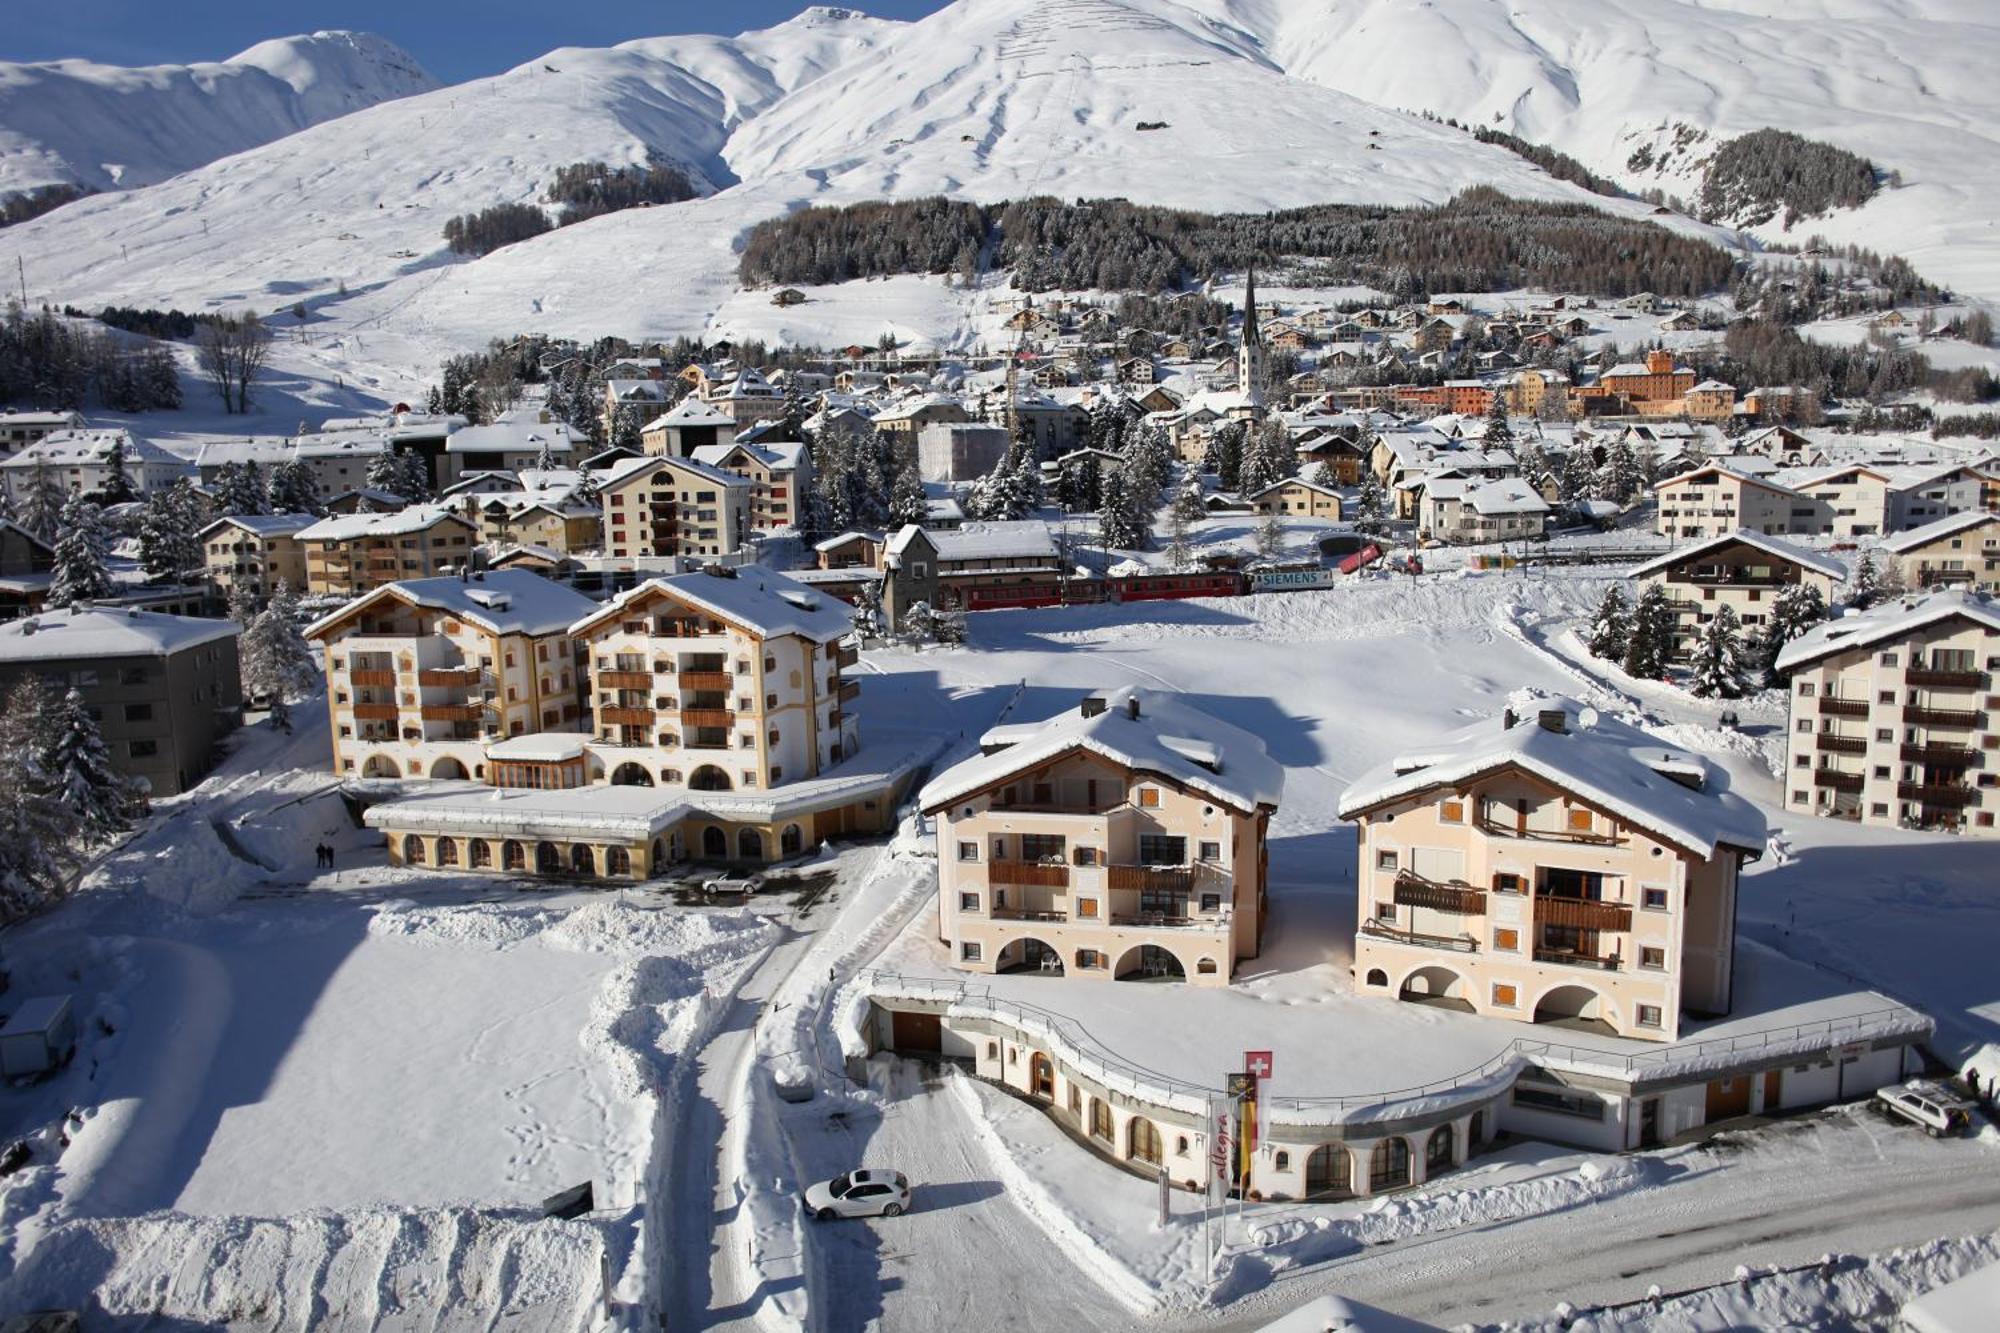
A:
[803,1168,911,1220]
[1875,1079,1974,1137]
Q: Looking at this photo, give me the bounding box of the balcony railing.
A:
[1107,865,1194,893]
[1901,743,1976,766]
[1534,896,1633,932]
[1906,668,1985,690]
[1897,782,1977,806]
[1819,697,1871,719]
[838,681,862,705]
[1393,871,1486,915]
[836,644,860,669]
[1812,769,1865,793]
[988,860,1071,888]
[1905,706,1982,728]
[417,667,482,688]
[679,707,735,729]
[350,670,395,687]
[1918,568,1975,586]
[418,704,483,722]
[989,907,1069,923]
[351,703,399,721]
[1533,948,1623,972]
[1475,815,1625,847]
[598,670,653,689]
[1108,912,1218,931]
[1814,734,1867,756]
[600,706,655,726]
[1360,920,1477,952]
[678,670,735,691]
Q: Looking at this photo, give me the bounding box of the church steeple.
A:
[1239,264,1264,411]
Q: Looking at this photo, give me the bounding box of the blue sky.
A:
[9,2,952,84]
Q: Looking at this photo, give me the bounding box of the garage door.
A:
[1705,1075,1752,1120]
[890,1010,942,1053]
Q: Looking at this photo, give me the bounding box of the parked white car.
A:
[803,1168,911,1220]
[1875,1079,1974,1137]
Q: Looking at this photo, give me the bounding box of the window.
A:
[1798,682,1816,697]
[1493,927,1520,952]
[128,739,158,758]
[1566,807,1594,832]
[1880,653,1897,667]
[124,703,153,722]
[1492,872,1524,895]
[1198,840,1221,862]
[1640,946,1666,970]
[1492,982,1518,1007]
[1274,1150,1290,1171]
[1643,887,1669,911]
[1636,1004,1664,1029]
[1137,787,1161,808]
[1073,846,1100,866]
[1374,902,1397,922]
[1512,1085,1605,1120]
[1376,849,1398,871]
[1078,949,1104,969]
[957,841,979,862]
[959,892,979,911]
[1020,833,1066,863]
[1795,720,1812,733]
[961,942,982,962]
[1878,691,1895,704]
[1137,834,1186,864]
[1199,892,1221,913]
[1076,898,1099,919]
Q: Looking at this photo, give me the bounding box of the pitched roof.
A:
[0,605,239,661]
[920,687,1283,816]
[1338,699,1766,859]
[298,504,474,542]
[1775,590,2000,673]
[1629,530,1847,581]
[571,566,853,643]
[199,512,317,539]
[305,569,598,640]
[599,453,749,490]
[1879,509,2000,553]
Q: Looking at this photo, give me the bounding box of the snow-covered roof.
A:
[0,605,238,661]
[572,566,853,644]
[927,520,1058,563]
[444,419,575,455]
[485,733,590,762]
[1879,509,2000,553]
[813,530,883,552]
[193,437,297,468]
[364,784,690,841]
[1463,479,1550,516]
[199,512,317,539]
[1628,530,1847,582]
[1249,477,1341,501]
[1,428,183,469]
[690,440,808,472]
[599,453,750,491]
[1337,698,1766,860]
[298,503,473,542]
[1775,590,2000,674]
[920,686,1283,816]
[1657,466,1804,498]
[649,398,734,430]
[305,569,597,640]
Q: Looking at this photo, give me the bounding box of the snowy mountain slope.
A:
[0,32,439,196]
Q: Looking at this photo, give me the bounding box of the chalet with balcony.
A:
[298,505,479,597]
[305,570,597,783]
[598,454,752,561]
[200,513,315,601]
[1338,699,1766,1041]
[1880,511,2000,594]
[1630,530,1846,659]
[1654,467,1817,541]
[641,397,738,458]
[1248,477,1344,521]
[922,688,1282,986]
[1776,590,2000,836]
[1418,478,1550,545]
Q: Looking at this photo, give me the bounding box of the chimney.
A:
[1081,694,1107,718]
[1537,708,1568,734]
[1125,695,1141,721]
[1501,706,1516,730]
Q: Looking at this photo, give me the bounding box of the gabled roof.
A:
[298,504,474,542]
[570,567,852,644]
[1775,590,2000,673]
[814,530,884,552]
[1249,477,1342,501]
[649,397,734,430]
[198,512,317,540]
[1338,698,1766,860]
[1629,530,1847,581]
[1879,509,2000,553]
[1656,465,1804,498]
[920,687,1282,816]
[305,569,598,640]
[599,453,750,491]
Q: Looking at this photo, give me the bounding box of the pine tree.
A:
[1483,393,1514,450]
[1172,472,1207,524]
[212,460,267,516]
[1848,549,1885,608]
[851,580,883,638]
[1214,422,1245,491]
[1756,582,1827,684]
[1164,506,1194,571]
[1098,463,1148,551]
[1585,585,1632,660]
[900,599,939,646]
[366,445,409,500]
[1596,442,1642,505]
[19,461,66,542]
[50,495,113,608]
[534,436,557,474]
[400,449,434,501]
[1307,460,1339,491]
[267,458,322,515]
[1557,447,1595,506]
[1238,420,1293,497]
[889,460,928,529]
[138,479,204,581]
[1353,472,1389,537]
[1621,584,1675,679]
[40,687,134,843]
[99,436,137,505]
[1689,605,1747,698]
[242,580,318,729]
[1254,511,1283,560]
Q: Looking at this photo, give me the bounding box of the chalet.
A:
[1880,511,2000,593]
[1630,532,1846,659]
[1249,478,1344,522]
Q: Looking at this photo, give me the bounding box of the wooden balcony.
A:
[1812,768,1865,793]
[835,644,859,669]
[1474,816,1626,847]
[1906,668,1985,690]
[1107,865,1193,893]
[1533,948,1623,972]
[988,860,1071,888]
[679,707,735,728]
[1905,705,1982,728]
[419,705,482,722]
[989,906,1069,923]
[350,670,395,687]
[1392,871,1486,915]
[600,706,655,726]
[418,667,481,688]
[1360,920,1477,952]
[1533,896,1633,932]
[678,670,734,691]
[1819,697,1871,719]
[1814,733,1867,756]
[838,680,862,705]
[351,703,399,721]
[1901,743,1976,766]
[598,670,653,689]
[1897,781,1977,806]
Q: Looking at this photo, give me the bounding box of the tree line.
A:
[1699,129,1878,229]
[0,183,92,229]
[443,159,706,258]
[0,303,181,412]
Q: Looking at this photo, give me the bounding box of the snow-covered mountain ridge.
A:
[0,31,439,195]
[3,0,1996,384]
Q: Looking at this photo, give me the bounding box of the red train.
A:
[961,570,1249,612]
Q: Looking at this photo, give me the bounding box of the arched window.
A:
[503,840,525,870]
[435,837,459,866]
[702,826,727,858]
[738,828,764,860]
[1370,1137,1410,1192]
[404,835,426,864]
[1090,1098,1113,1143]
[780,823,803,856]
[1196,957,1219,975]
[606,846,632,876]
[1128,1116,1163,1166]
[1426,1125,1455,1174]
[1274,1149,1291,1172]
[1305,1145,1351,1199]
[469,840,491,869]
[1365,968,1389,987]
[570,844,595,876]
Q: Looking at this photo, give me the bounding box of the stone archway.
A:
[737,828,764,861]
[1398,964,1471,1012]
[702,826,727,859]
[430,756,469,780]
[780,823,803,856]
[1533,983,1613,1034]
[363,754,401,779]
[1114,943,1185,982]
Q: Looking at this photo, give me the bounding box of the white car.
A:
[1875,1079,1973,1137]
[803,1168,910,1220]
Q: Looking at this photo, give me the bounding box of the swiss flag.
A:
[1244,1050,1274,1079]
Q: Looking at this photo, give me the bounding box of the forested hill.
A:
[738,190,1740,300]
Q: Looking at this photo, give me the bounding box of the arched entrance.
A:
[606,847,631,876]
[1029,1052,1055,1100]
[702,826,727,859]
[1369,1137,1410,1192]
[536,841,561,874]
[1534,984,1613,1034]
[1089,1098,1114,1143]
[570,844,595,876]
[738,828,764,860]
[780,823,803,856]
[1399,965,1471,1012]
[469,840,492,869]
[1127,1116,1163,1166]
[998,938,1063,976]
[363,754,401,778]
[690,765,732,792]
[611,762,654,787]
[503,840,524,870]
[1115,944,1185,982]
[1305,1144,1352,1199]
[430,756,469,780]
[1425,1125,1455,1175]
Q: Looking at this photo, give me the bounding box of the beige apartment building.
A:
[298,505,480,597]
[305,571,598,782]
[1630,530,1846,659]
[1655,467,1816,541]
[921,689,1282,986]
[567,566,862,795]
[1776,589,1999,836]
[1880,511,2000,593]
[1248,478,1344,521]
[691,440,812,532]
[0,606,242,795]
[599,455,752,561]
[201,513,314,601]
[1338,701,1766,1041]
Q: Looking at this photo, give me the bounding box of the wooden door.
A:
[1762,1068,1782,1111]
[1705,1075,1751,1120]
[890,1010,941,1054]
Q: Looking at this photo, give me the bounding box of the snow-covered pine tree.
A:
[1688,604,1747,699]
[243,461,270,515]
[1596,442,1642,505]
[1758,582,1827,682]
[1172,472,1207,524]
[851,580,882,638]
[1307,460,1339,491]
[1585,585,1633,660]
[571,465,600,513]
[1097,463,1148,551]
[99,436,137,505]
[899,600,939,646]
[1213,422,1245,491]
[1483,392,1514,450]
[1557,447,1595,506]
[366,445,410,501]
[242,581,318,730]
[49,495,113,608]
[1163,507,1194,571]
[1353,472,1389,537]
[266,458,322,516]
[1065,454,1104,513]
[227,579,262,626]
[1124,421,1174,501]
[534,436,557,474]
[210,461,258,516]
[1621,584,1675,679]
[137,479,204,581]
[888,461,928,529]
[40,687,134,843]
[1238,420,1293,497]
[934,606,967,646]
[400,449,434,502]
[1254,511,1283,560]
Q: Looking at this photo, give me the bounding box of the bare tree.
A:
[198,311,272,414]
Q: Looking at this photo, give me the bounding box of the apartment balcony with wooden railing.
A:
[1819,697,1871,719]
[1533,896,1633,932]
[1474,815,1626,847]
[1918,568,1976,587]
[988,906,1069,924]
[1901,743,1977,766]
[678,670,735,691]
[600,706,656,727]
[837,680,861,705]
[419,704,483,723]
[351,703,399,721]
[350,669,396,687]
[1898,781,1977,806]
[988,860,1071,888]
[1814,733,1867,756]
[1107,864,1194,894]
[835,644,860,669]
[598,669,653,689]
[1393,870,1486,915]
[679,707,736,729]
[1532,948,1623,972]
[1906,668,1986,690]
[1812,768,1865,793]
[1905,705,1982,728]
[1107,910,1221,931]
[418,667,482,688]
[1360,920,1478,952]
